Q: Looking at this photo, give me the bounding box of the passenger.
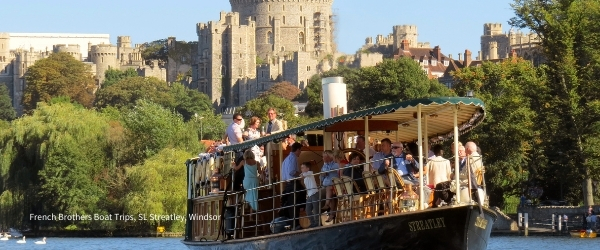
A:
[281,134,297,151]
[465,141,484,186]
[373,138,394,174]
[280,142,306,230]
[427,144,452,187]
[405,142,424,183]
[333,149,349,177]
[301,162,320,228]
[343,152,367,193]
[265,107,284,135]
[241,149,259,211]
[225,113,244,145]
[320,150,339,223]
[390,142,420,185]
[355,135,376,158]
[246,116,262,140]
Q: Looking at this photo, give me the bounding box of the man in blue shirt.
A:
[280,142,306,230]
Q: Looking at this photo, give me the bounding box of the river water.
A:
[0,236,596,249]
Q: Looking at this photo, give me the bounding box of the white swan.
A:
[0,233,8,240]
[16,236,26,244]
[34,237,47,245]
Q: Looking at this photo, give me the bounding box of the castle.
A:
[480,23,543,65]
[0,33,167,115]
[192,0,336,111]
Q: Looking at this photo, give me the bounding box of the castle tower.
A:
[90,44,118,85]
[117,36,131,48]
[481,23,509,60]
[53,44,82,61]
[488,41,498,60]
[0,33,9,74]
[229,0,335,59]
[483,23,503,36]
[393,25,418,51]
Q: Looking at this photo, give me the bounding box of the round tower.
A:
[53,44,82,61]
[229,0,335,59]
[90,44,118,84]
[393,25,418,50]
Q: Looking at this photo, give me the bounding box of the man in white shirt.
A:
[225,113,244,145]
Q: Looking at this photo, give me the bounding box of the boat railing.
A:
[224,156,422,239]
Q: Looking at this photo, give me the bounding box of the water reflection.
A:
[489,236,598,250]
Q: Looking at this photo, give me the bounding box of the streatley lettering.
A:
[408,217,446,232]
[475,217,488,229]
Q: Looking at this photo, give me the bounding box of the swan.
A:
[34,237,46,245]
[0,233,8,240]
[16,236,26,244]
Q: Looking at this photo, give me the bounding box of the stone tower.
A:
[0,33,9,74]
[53,44,82,61]
[89,44,118,85]
[393,25,418,50]
[229,0,335,59]
[481,23,509,61]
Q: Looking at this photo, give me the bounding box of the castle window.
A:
[300,6,303,11]
[283,5,285,11]
[267,32,273,44]
[101,57,104,63]
[283,16,286,24]
[239,68,243,75]
[240,38,242,44]
[300,16,303,25]
[307,66,310,71]
[268,5,270,11]
[299,32,305,44]
[281,46,285,52]
[240,53,242,58]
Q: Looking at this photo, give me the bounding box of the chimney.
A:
[401,39,410,51]
[478,51,482,60]
[458,53,462,61]
[433,46,441,61]
[464,49,472,66]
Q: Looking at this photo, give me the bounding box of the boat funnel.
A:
[322,77,347,119]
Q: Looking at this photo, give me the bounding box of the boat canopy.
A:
[222,97,485,152]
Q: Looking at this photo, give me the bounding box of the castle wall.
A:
[0,33,9,74]
[358,52,383,68]
[53,44,82,61]
[7,33,110,60]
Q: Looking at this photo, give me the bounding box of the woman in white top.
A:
[427,144,452,187]
[246,116,262,140]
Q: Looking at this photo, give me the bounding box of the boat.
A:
[570,229,597,238]
[182,80,496,249]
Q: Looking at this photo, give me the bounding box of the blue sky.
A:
[4,0,519,56]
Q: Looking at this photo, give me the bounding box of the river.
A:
[1,236,597,249]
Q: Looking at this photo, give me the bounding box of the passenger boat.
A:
[182,80,496,249]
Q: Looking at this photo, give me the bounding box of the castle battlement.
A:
[0,33,9,39]
[90,44,117,55]
[484,23,503,35]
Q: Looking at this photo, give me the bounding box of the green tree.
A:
[349,58,454,110]
[123,148,189,232]
[169,83,213,121]
[0,84,16,121]
[94,76,174,110]
[140,39,168,64]
[511,0,600,205]
[240,94,296,129]
[23,52,96,112]
[0,101,111,229]
[121,99,198,166]
[102,68,138,89]
[190,111,227,141]
[452,58,547,206]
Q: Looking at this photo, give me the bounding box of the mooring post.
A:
[518,213,523,228]
[524,213,529,236]
[551,213,555,231]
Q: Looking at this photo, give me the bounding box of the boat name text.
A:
[408,217,446,231]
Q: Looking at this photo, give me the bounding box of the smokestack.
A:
[322,77,347,119]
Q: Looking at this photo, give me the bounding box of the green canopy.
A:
[222,97,485,152]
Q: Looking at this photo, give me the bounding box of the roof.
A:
[222,97,485,152]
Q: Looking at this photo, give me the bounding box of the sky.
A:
[4,0,520,57]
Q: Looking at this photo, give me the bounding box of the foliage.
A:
[259,81,301,101]
[510,0,600,205]
[123,148,189,232]
[121,99,198,166]
[190,111,227,141]
[452,58,547,205]
[0,101,111,229]
[102,68,138,89]
[0,84,16,121]
[140,38,195,65]
[140,39,168,64]
[169,83,213,122]
[94,76,173,110]
[240,94,296,129]
[22,52,96,112]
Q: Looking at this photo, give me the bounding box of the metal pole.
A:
[558,215,562,233]
[524,213,529,236]
[417,105,424,210]
[551,214,555,231]
[453,106,460,203]
[518,213,522,228]
[364,116,370,172]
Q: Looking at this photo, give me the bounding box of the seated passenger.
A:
[342,152,367,193]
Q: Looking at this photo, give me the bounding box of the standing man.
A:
[465,141,483,186]
[280,142,306,230]
[266,107,284,135]
[225,113,244,145]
